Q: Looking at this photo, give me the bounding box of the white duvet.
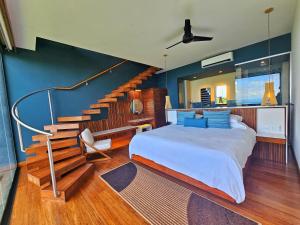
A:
[129,124,256,203]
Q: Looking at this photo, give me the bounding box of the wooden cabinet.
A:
[142,88,167,128]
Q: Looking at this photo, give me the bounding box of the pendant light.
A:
[262,7,278,106]
[164,54,172,109]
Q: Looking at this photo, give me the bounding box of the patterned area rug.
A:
[100,162,259,225]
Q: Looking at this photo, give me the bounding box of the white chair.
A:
[80,128,112,161]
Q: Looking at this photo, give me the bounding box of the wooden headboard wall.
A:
[176,108,257,130]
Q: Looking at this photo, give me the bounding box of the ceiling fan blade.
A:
[193,36,213,42]
[166,40,183,49]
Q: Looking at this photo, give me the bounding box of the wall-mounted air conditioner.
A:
[201,52,234,68]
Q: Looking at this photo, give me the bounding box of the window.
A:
[215,85,227,104]
[235,73,280,105]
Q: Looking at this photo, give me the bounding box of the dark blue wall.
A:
[161,33,291,109]
[3,39,160,162]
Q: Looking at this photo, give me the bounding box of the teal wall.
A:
[3,39,161,162]
[160,33,291,108]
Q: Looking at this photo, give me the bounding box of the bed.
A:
[129,124,256,203]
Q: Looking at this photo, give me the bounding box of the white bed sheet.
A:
[129,124,256,203]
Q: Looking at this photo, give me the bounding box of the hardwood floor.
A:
[9,148,300,225]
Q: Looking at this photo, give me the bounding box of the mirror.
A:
[130,99,143,114]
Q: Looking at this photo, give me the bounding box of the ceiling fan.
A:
[166,19,213,49]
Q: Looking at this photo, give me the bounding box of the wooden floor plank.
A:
[9,148,300,225]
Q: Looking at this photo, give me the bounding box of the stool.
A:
[136,123,152,133]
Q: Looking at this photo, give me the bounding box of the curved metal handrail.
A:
[11,88,54,137]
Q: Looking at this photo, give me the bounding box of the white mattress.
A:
[129,124,256,203]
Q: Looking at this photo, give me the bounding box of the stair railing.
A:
[10,60,128,198]
[11,88,59,197]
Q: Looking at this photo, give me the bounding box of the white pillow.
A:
[230,114,243,123]
[81,128,94,146]
[195,114,203,119]
[231,121,247,129]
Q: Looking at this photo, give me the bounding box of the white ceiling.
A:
[5,0,297,70]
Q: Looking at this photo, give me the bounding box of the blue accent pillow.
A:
[184,118,207,128]
[177,111,195,125]
[203,110,231,129]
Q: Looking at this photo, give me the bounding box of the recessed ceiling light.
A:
[193,76,197,79]
[218,70,223,74]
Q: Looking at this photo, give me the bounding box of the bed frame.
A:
[132,154,252,203]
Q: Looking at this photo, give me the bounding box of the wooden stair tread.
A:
[44,163,94,191]
[105,92,124,98]
[27,147,82,163]
[41,163,94,201]
[57,116,91,122]
[28,155,86,186]
[130,79,142,85]
[120,83,137,89]
[82,109,101,115]
[148,66,159,72]
[112,87,132,93]
[26,147,82,171]
[26,138,78,154]
[44,123,79,132]
[135,76,148,80]
[90,103,110,109]
[98,98,117,103]
[32,131,79,142]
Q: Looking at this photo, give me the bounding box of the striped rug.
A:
[100,162,258,225]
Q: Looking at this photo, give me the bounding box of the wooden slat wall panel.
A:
[253,143,286,163]
[80,88,167,132]
[80,100,144,132]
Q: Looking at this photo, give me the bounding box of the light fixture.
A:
[218,70,223,74]
[261,7,278,106]
[164,54,172,109]
[193,76,197,79]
